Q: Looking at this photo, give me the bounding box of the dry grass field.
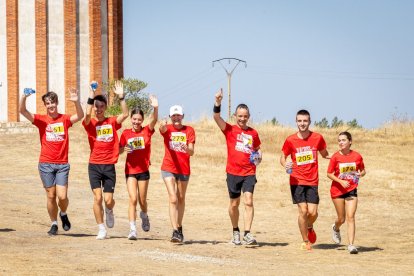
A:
[1,119,413,275]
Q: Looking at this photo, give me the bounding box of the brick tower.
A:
[0,0,123,122]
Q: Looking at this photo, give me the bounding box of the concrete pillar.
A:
[18,0,37,120]
[48,0,65,113]
[0,0,8,121]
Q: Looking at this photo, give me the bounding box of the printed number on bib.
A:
[170,132,187,152]
[96,124,113,141]
[128,137,145,150]
[339,162,356,174]
[50,123,64,135]
[295,151,314,165]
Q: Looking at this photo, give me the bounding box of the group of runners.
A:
[19,83,366,254]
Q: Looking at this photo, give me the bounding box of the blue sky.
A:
[123,0,414,128]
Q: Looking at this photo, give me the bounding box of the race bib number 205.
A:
[295,151,314,166]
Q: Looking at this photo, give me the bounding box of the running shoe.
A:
[231,231,242,245]
[96,229,107,240]
[128,229,137,240]
[348,244,358,254]
[105,207,114,228]
[178,227,184,243]
[140,211,150,232]
[307,227,317,244]
[332,224,341,244]
[47,224,58,236]
[170,230,181,243]
[59,212,71,231]
[300,241,312,251]
[243,233,258,245]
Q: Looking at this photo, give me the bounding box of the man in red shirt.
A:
[19,88,83,235]
[159,105,195,243]
[280,109,330,251]
[83,81,128,240]
[213,89,262,246]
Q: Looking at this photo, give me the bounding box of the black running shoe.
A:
[170,230,180,243]
[178,228,184,243]
[60,212,71,231]
[48,224,58,236]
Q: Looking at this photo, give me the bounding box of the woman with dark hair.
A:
[119,95,158,240]
[327,131,366,254]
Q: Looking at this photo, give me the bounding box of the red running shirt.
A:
[327,150,365,198]
[33,114,73,163]
[222,123,261,176]
[119,126,155,174]
[281,132,327,186]
[160,124,195,175]
[82,117,122,164]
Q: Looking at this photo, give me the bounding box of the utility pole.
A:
[212,58,247,120]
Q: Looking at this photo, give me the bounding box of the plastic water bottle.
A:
[24,88,35,96]
[353,175,359,184]
[249,151,260,166]
[90,81,98,91]
[286,162,293,174]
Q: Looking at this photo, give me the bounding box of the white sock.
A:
[98,223,106,231]
[51,221,58,226]
[130,221,136,230]
[60,211,67,216]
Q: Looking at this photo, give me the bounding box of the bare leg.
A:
[243,192,254,231]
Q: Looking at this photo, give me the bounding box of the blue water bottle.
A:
[286,161,293,174]
[24,88,36,96]
[90,81,98,91]
[249,151,260,166]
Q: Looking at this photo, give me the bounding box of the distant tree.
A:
[314,117,329,128]
[104,78,149,116]
[330,116,344,128]
[346,119,362,129]
[270,117,279,126]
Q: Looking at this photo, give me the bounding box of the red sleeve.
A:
[222,123,232,135]
[327,154,337,173]
[64,114,73,128]
[187,126,195,144]
[359,154,365,170]
[253,131,261,149]
[113,117,122,130]
[119,130,127,147]
[318,135,327,151]
[281,138,291,156]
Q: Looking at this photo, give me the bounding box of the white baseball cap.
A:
[169,105,183,116]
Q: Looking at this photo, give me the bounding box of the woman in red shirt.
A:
[327,131,366,254]
[119,95,158,240]
[159,105,195,243]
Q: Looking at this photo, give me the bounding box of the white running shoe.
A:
[348,244,358,254]
[243,233,258,245]
[128,229,137,240]
[140,211,150,232]
[96,229,107,240]
[105,207,114,228]
[231,231,241,245]
[332,224,341,244]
